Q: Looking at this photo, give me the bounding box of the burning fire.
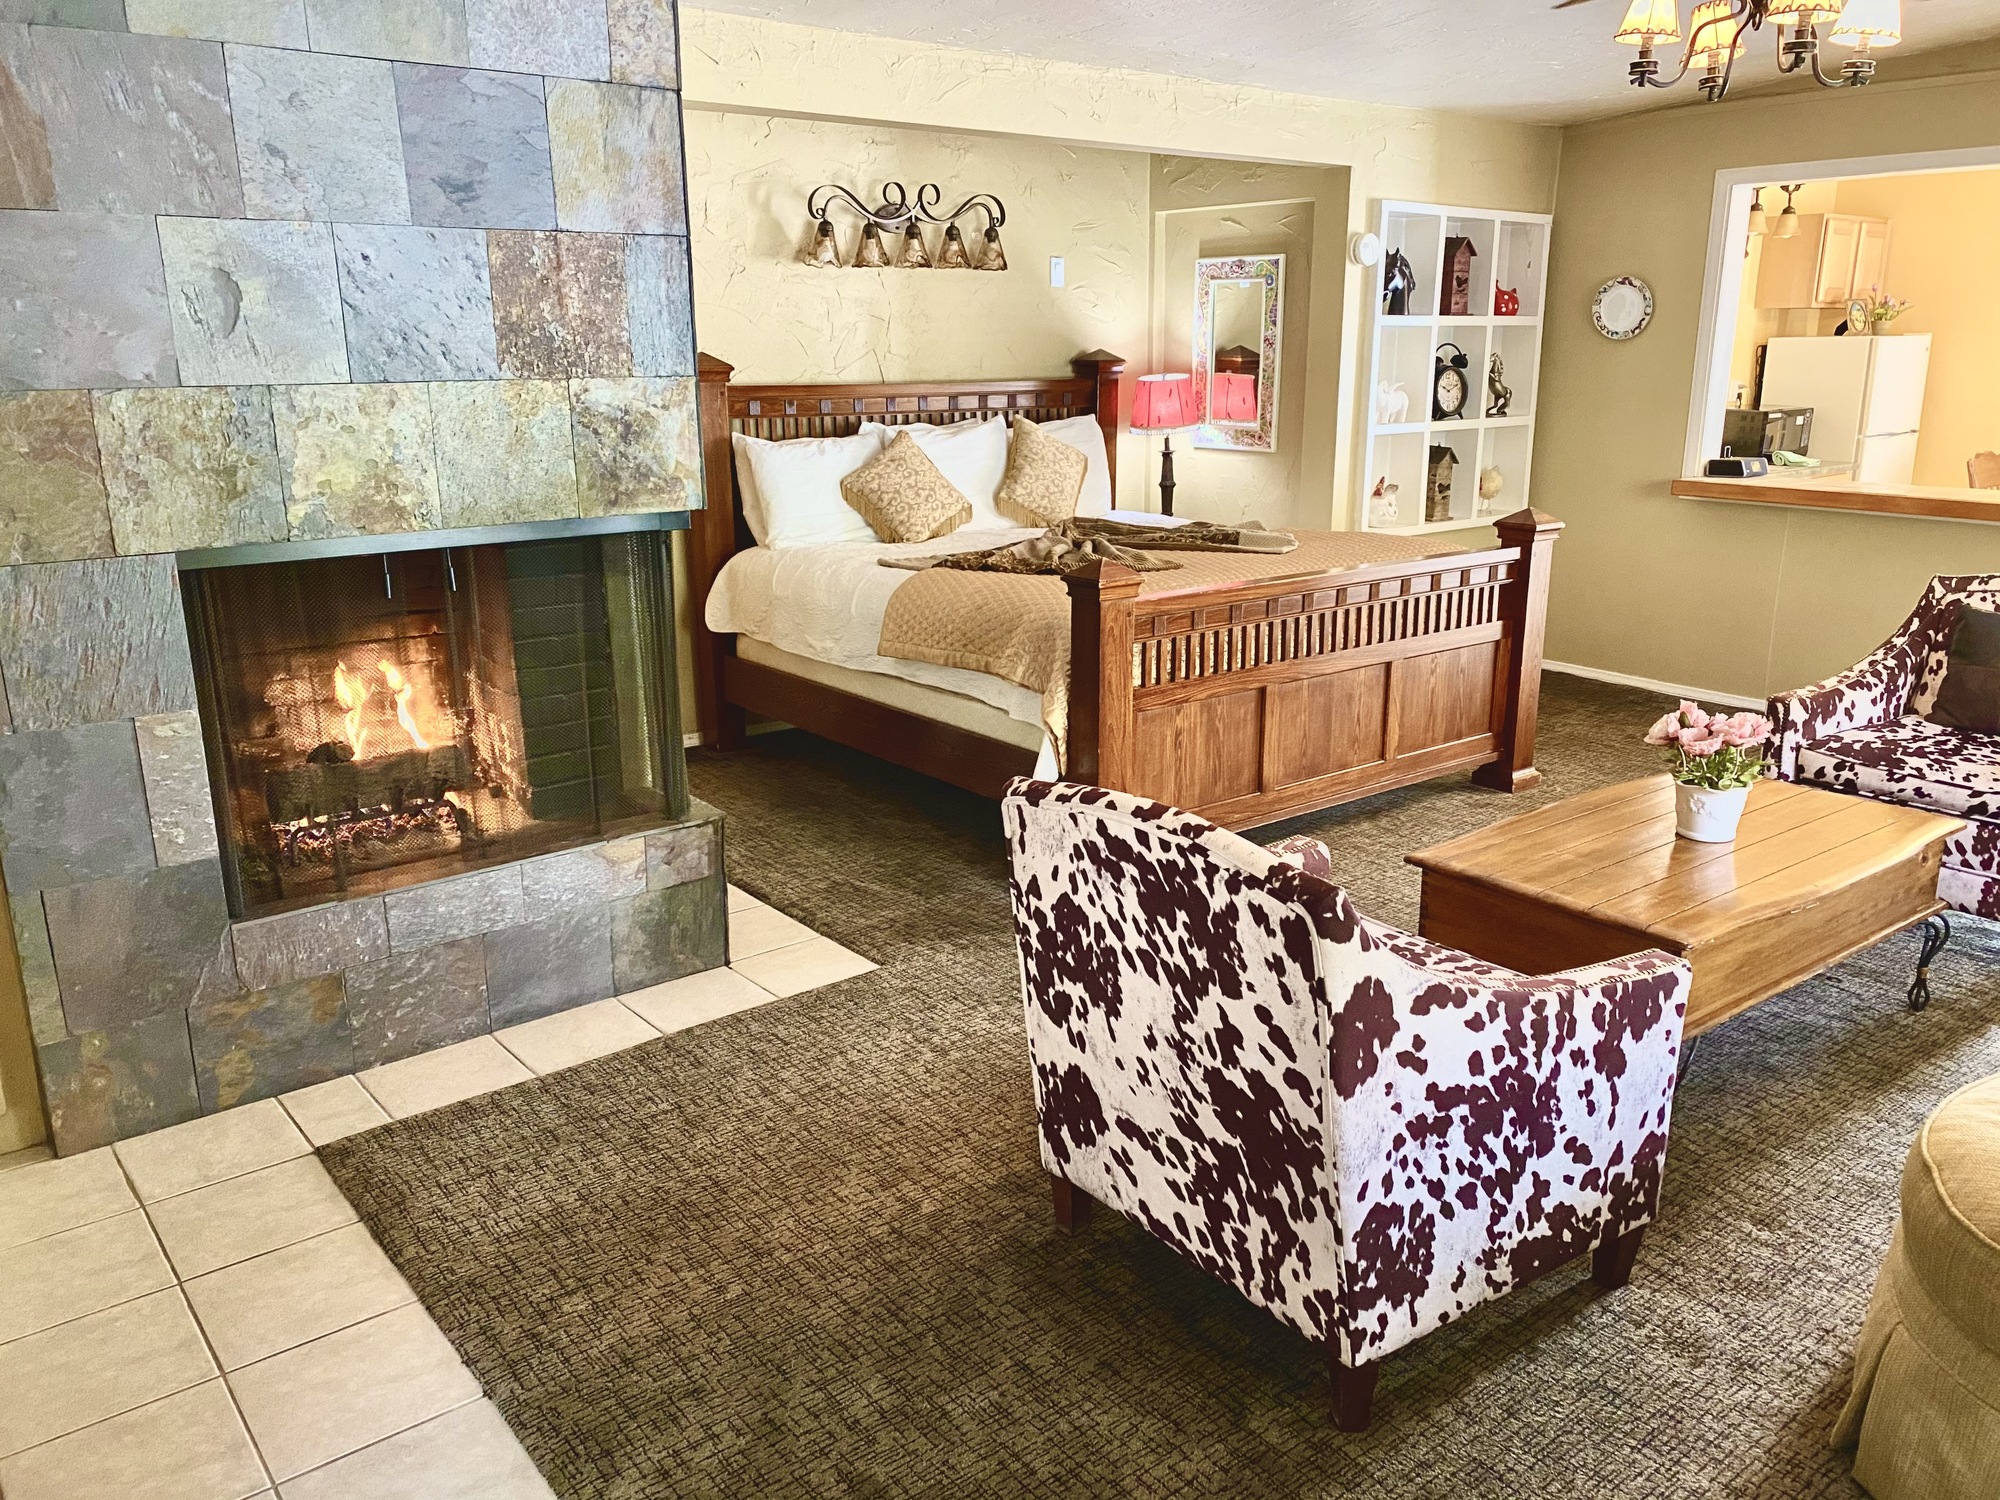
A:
[379,662,431,751]
[330,658,436,759]
[333,661,369,759]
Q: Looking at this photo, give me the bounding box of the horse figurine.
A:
[1486,353,1513,418]
[1382,248,1417,316]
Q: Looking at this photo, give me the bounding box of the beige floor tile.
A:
[727,902,817,959]
[620,966,778,1035]
[730,937,877,999]
[0,1208,174,1343]
[115,1100,310,1204]
[278,1078,389,1148]
[726,882,762,912]
[185,1223,415,1371]
[0,1147,135,1252]
[148,1158,358,1281]
[276,1399,552,1500]
[227,1304,480,1482]
[355,1036,533,1121]
[494,998,659,1075]
[0,1379,268,1500]
[0,1144,53,1174]
[0,1288,215,1457]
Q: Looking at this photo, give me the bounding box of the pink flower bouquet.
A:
[1644,701,1771,790]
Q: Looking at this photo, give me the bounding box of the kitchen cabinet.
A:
[1756,213,1894,310]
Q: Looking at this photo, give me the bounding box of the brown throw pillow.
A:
[839,430,972,543]
[995,416,1088,528]
[1928,603,2000,733]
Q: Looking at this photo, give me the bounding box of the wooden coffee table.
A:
[1407,776,1963,1039]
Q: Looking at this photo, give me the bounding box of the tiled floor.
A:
[0,885,870,1499]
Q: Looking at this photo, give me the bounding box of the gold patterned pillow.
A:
[840,430,973,543]
[995,417,1088,527]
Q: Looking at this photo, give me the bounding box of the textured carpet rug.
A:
[321,674,2000,1500]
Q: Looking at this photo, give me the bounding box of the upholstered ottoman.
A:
[1834,1074,2000,1498]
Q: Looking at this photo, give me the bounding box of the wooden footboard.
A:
[1064,510,1560,829]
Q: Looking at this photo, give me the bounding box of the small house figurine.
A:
[1425,445,1457,524]
[1440,236,1477,317]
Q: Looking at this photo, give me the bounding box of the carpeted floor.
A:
[321,674,2000,1500]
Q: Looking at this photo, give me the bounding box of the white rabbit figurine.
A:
[1376,381,1410,425]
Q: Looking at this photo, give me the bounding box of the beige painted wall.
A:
[1539,69,2000,703]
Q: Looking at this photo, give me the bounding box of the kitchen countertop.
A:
[1671,472,2000,524]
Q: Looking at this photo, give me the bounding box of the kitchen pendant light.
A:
[1605,0,1908,102]
[1772,184,1802,239]
[1746,189,1769,237]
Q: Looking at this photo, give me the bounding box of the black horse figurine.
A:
[1382,248,1416,316]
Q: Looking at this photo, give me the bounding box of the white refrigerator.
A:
[1761,334,1932,485]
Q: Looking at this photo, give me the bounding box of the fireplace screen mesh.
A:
[184,533,684,919]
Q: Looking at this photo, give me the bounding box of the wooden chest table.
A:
[1407,776,1963,1037]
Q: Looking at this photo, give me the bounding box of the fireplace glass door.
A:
[184,532,684,919]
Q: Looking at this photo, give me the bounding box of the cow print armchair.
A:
[1002,779,1691,1430]
[1768,575,2000,919]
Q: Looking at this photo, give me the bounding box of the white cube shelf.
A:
[1360,200,1551,535]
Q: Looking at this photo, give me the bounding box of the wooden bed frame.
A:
[688,352,1560,830]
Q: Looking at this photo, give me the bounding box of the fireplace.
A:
[183,530,684,920]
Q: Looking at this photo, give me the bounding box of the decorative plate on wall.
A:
[1592,276,1654,341]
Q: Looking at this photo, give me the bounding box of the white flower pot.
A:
[1675,782,1750,843]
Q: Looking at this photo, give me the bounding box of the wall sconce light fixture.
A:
[803,181,1008,271]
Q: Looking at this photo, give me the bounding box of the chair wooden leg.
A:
[1051,1174,1090,1237]
[1328,1351,1380,1432]
[1592,1226,1646,1290]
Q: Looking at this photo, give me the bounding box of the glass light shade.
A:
[806,218,840,268]
[897,222,932,269]
[1613,0,1682,45]
[978,225,1008,272]
[854,223,889,268]
[1690,0,1745,60]
[1765,0,1843,22]
[937,223,972,269]
[1773,205,1801,239]
[1746,196,1768,235]
[1829,0,1901,46]
[1130,373,1196,432]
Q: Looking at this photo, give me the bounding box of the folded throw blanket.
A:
[879,517,1298,578]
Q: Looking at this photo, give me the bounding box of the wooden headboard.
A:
[686,351,1127,746]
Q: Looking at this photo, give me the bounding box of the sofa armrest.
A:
[1767,633,1930,779]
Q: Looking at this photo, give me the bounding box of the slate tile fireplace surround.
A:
[0,0,712,1154]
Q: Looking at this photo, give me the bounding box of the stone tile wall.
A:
[0,0,714,1155]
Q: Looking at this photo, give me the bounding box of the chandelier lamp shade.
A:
[1610,0,1902,101]
[802,181,1008,270]
[1130,372,1198,518]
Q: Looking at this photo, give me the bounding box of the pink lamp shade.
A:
[1208,373,1258,424]
[1130,372,1196,432]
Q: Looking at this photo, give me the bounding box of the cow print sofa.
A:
[1768,575,2000,919]
[1001,779,1692,1429]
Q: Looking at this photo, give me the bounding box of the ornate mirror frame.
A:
[1192,254,1284,453]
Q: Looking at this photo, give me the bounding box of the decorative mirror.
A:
[1193,254,1283,452]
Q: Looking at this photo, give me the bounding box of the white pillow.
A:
[859,417,1009,530]
[1034,415,1114,517]
[732,430,883,548]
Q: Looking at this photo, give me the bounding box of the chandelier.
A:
[802,181,1008,271]
[1609,0,1902,102]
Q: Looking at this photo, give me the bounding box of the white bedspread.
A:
[703,512,1184,732]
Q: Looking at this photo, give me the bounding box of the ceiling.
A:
[690,1,2000,125]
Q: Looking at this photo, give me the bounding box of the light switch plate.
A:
[1049,256,1065,288]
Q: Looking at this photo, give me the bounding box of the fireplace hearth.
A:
[184,532,684,919]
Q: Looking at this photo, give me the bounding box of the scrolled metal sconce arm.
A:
[804,181,1009,270]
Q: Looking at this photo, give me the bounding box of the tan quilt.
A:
[877,529,1469,764]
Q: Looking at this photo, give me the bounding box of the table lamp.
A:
[1130,372,1196,516]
